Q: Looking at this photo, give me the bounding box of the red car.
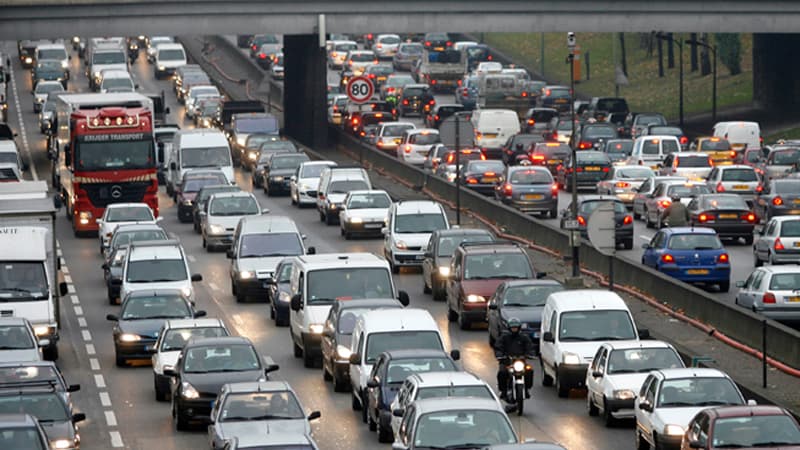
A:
[681,405,800,449]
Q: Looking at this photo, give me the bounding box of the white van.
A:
[316,166,372,225]
[539,289,647,398]
[471,109,521,157]
[348,308,448,413]
[712,121,761,151]
[167,129,234,196]
[626,135,681,169]
[154,43,187,79]
[99,69,135,93]
[287,253,408,367]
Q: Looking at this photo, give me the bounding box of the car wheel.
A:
[107,286,116,305]
[718,281,730,293]
[377,417,393,443]
[540,359,553,386]
[367,408,377,431]
[549,208,558,219]
[235,290,246,303]
[323,361,333,381]
[174,405,190,431]
[602,397,616,426]
[115,352,126,367]
[754,252,763,267]
[43,345,58,361]
[635,429,650,450]
[432,281,446,301]
[325,212,335,225]
[623,238,633,250]
[458,313,471,330]
[645,210,654,229]
[744,234,754,245]
[555,366,569,398]
[391,261,400,275]
[275,313,289,327]
[303,347,316,368]
[423,278,431,294]
[154,375,168,402]
[633,208,641,220]
[361,391,369,423]
[447,306,458,322]
[587,394,599,416]
[352,391,361,410]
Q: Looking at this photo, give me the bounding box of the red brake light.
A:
[425,41,431,47]
[623,215,633,225]
[446,41,452,47]
[258,53,266,59]
[615,182,630,188]
[431,79,437,85]
[402,99,409,105]
[503,183,513,196]
[522,92,528,97]
[446,154,454,163]
[698,213,713,223]
[717,253,729,263]
[457,79,462,86]
[484,172,496,177]
[352,118,359,125]
[404,145,412,154]
[729,150,737,158]
[773,196,784,206]
[602,167,610,173]
[480,153,487,160]
[368,73,375,79]
[744,213,757,223]
[488,55,493,60]
[577,216,586,226]
[367,34,373,39]
[531,154,545,162]
[661,254,675,263]
[578,141,591,149]
[527,119,535,126]
[756,185,763,193]
[551,183,559,193]
[716,183,725,193]
[659,200,672,208]
[763,292,776,304]
[251,44,257,50]
[434,115,440,121]
[467,178,478,184]
[680,136,688,144]
[376,44,383,49]
[775,238,785,250]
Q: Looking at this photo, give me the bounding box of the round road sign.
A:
[346,76,374,104]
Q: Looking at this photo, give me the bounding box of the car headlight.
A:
[394,240,408,250]
[119,333,141,342]
[202,118,211,126]
[51,438,72,449]
[72,36,80,43]
[236,136,246,147]
[466,294,485,303]
[181,287,193,298]
[239,270,255,280]
[562,352,582,365]
[248,152,258,160]
[309,324,324,334]
[61,60,68,69]
[336,345,352,359]
[512,360,525,372]
[613,389,635,400]
[329,203,338,210]
[438,266,450,276]
[348,216,363,224]
[664,424,685,436]
[25,57,32,64]
[93,71,101,79]
[181,382,200,399]
[272,176,284,182]
[208,224,225,235]
[157,65,166,71]
[299,183,311,191]
[278,291,291,303]
[33,326,50,336]
[182,199,193,206]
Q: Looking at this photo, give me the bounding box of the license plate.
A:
[482,177,498,183]
[483,133,498,139]
[585,166,601,171]
[523,194,543,200]
[794,241,800,247]
[434,47,445,51]
[415,254,425,260]
[788,296,800,302]
[548,159,562,165]
[394,138,401,144]
[555,99,568,104]
[378,77,387,82]
[793,199,800,204]
[686,269,709,275]
[733,185,749,190]
[365,223,383,229]
[719,213,738,219]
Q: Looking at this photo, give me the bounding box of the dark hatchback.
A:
[502,133,545,166]
[425,104,466,129]
[495,166,559,217]
[262,153,310,196]
[687,194,758,244]
[574,123,619,150]
[557,150,612,192]
[602,139,635,165]
[523,108,558,134]
[176,172,229,223]
[421,228,496,301]
[107,289,206,366]
[267,259,294,327]
[460,160,506,195]
[487,280,565,353]
[754,178,800,221]
[561,195,634,249]
[528,142,571,175]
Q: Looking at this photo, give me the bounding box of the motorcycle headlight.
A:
[248,152,258,160]
[664,424,685,436]
[512,360,525,372]
[239,271,255,280]
[181,382,200,399]
[157,65,166,71]
[272,176,284,182]
[562,352,582,365]
[466,294,485,303]
[182,199,193,206]
[613,389,635,400]
[336,345,352,359]
[236,136,246,147]
[181,287,193,298]
[93,71,101,79]
[208,224,225,235]
[309,324,324,334]
[438,266,450,276]
[348,216,363,224]
[119,333,141,342]
[61,60,68,69]
[34,326,50,336]
[394,240,408,250]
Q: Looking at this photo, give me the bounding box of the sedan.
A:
[602,139,635,165]
[556,150,613,193]
[632,176,687,221]
[681,405,800,450]
[96,203,160,255]
[487,280,564,351]
[641,227,731,292]
[339,190,392,239]
[0,317,45,362]
[528,142,571,175]
[759,146,800,181]
[596,165,654,207]
[644,181,710,229]
[102,246,128,305]
[262,153,310,196]
[495,166,559,217]
[753,216,800,266]
[561,195,634,249]
[659,152,714,180]
[753,178,800,221]
[107,289,205,366]
[686,194,758,244]
[461,160,505,195]
[735,266,800,324]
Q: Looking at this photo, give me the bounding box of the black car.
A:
[584,97,629,122]
[687,194,758,244]
[487,280,565,352]
[460,160,506,195]
[192,185,242,233]
[164,336,279,430]
[421,228,496,300]
[262,153,310,196]
[557,150,612,192]
[364,64,394,89]
[753,178,800,221]
[252,140,300,186]
[523,108,558,134]
[537,85,571,113]
[423,32,451,51]
[495,166,559,217]
[107,289,205,366]
[425,104,466,129]
[268,259,294,327]
[354,111,393,141]
[102,246,128,304]
[573,123,619,150]
[399,84,434,117]
[366,349,460,442]
[0,361,80,403]
[528,142,571,175]
[502,133,545,166]
[0,386,85,449]
[321,299,406,392]
[561,195,634,249]
[602,139,635,165]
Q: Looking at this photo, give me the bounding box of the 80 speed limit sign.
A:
[346,76,374,104]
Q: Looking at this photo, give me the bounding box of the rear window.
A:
[636,114,666,126]
[467,161,504,173]
[366,331,444,364]
[335,43,357,52]
[605,141,633,155]
[580,200,627,215]
[596,99,628,113]
[350,53,375,62]
[702,196,748,210]
[403,87,425,97]
[329,179,369,193]
[379,36,401,45]
[667,234,722,250]
[676,155,712,168]
[780,220,800,237]
[383,124,415,136]
[616,167,653,179]
[509,169,552,184]
[649,126,682,136]
[576,152,610,164]
[667,184,710,197]
[774,180,800,194]
[699,139,731,151]
[583,126,617,139]
[642,139,662,155]
[768,273,800,291]
[530,110,558,122]
[410,133,440,145]
[720,168,757,182]
[547,88,570,98]
[399,44,423,54]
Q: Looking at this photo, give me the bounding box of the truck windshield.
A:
[181,147,231,168]
[93,51,126,65]
[75,138,155,171]
[235,117,278,134]
[0,262,48,301]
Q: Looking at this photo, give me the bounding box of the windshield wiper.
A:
[0,288,34,293]
[559,336,592,341]
[659,401,695,407]
[0,346,31,350]
[751,442,800,447]
[608,369,637,374]
[503,302,538,307]
[247,414,301,420]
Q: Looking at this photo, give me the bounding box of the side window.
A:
[324,307,336,334]
[596,348,608,374]
[646,378,658,405]
[590,347,604,371]
[697,414,710,444]
[752,271,765,290]
[548,311,557,337]
[399,407,415,444]
[767,220,777,236]
[352,332,362,356]
[639,179,650,193]
[639,375,653,398]
[298,271,305,298]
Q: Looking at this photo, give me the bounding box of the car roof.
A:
[123,288,188,299]
[717,164,754,170]
[209,191,256,201]
[577,195,623,203]
[602,340,674,351]
[660,227,717,235]
[0,413,40,427]
[163,318,225,330]
[546,289,628,311]
[706,405,789,419]
[458,241,523,255]
[238,215,299,234]
[185,336,252,348]
[105,202,151,210]
[501,279,562,288]
[755,264,800,275]
[411,397,505,415]
[0,317,29,326]
[337,299,402,312]
[674,152,710,158]
[113,223,164,233]
[233,432,316,447]
[382,349,451,360]
[409,371,486,388]
[128,240,182,261]
[358,308,437,331]
[394,200,443,215]
[655,368,728,379]
[435,228,492,238]
[293,252,388,270]
[222,380,291,394]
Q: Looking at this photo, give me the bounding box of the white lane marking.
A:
[99,392,111,407]
[94,374,106,388]
[90,358,100,371]
[56,241,61,249]
[639,235,651,241]
[62,266,69,274]
[232,314,244,326]
[86,343,96,355]
[208,282,220,292]
[188,254,197,263]
[8,66,39,181]
[71,295,80,305]
[73,306,83,316]
[105,410,118,427]
[57,249,63,257]
[77,317,87,328]
[67,284,76,294]
[81,330,92,341]
[109,431,124,448]
[64,274,72,283]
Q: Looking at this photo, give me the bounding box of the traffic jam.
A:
[0,28,798,450]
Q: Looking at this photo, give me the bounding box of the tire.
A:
[754,252,763,267]
[744,234,754,245]
[391,261,400,275]
[323,363,333,381]
[333,372,349,392]
[645,210,654,229]
[235,290,246,303]
[447,307,458,322]
[115,353,125,367]
[623,239,633,250]
[602,397,616,426]
[107,287,116,305]
[293,340,302,358]
[319,210,325,222]
[352,391,362,410]
[635,430,651,450]
[303,347,316,368]
[275,314,289,327]
[549,208,558,219]
[633,209,641,220]
[719,281,730,293]
[325,212,335,225]
[175,407,189,431]
[367,408,377,431]
[587,395,599,416]
[423,278,431,294]
[432,282,446,301]
[515,383,525,416]
[489,332,495,347]
[378,417,393,442]
[154,375,168,402]
[555,367,569,398]
[541,359,553,386]
[458,313,471,330]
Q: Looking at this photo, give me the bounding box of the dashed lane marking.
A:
[64,274,72,284]
[99,392,111,407]
[73,306,83,316]
[8,65,39,181]
[109,431,124,448]
[188,254,197,263]
[208,282,220,292]
[232,314,244,326]
[86,344,96,355]
[81,330,92,341]
[90,358,100,371]
[104,411,118,427]
[94,374,106,389]
[77,317,87,328]
[67,284,76,294]
[71,295,80,305]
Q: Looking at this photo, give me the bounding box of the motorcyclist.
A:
[494,317,534,399]
[660,194,690,227]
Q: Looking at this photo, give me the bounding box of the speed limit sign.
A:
[346,76,374,104]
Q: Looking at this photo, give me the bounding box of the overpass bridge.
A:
[4,0,799,148]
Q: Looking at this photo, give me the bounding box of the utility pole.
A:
[686,37,717,122]
[567,32,580,279]
[656,32,684,128]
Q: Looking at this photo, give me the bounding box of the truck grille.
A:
[82,181,150,208]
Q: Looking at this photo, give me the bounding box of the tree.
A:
[700,33,712,76]
[689,33,698,72]
[667,33,675,69]
[715,33,742,75]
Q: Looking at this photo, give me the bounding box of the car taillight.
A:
[503,183,513,196]
[387,87,395,93]
[744,213,757,223]
[404,145,412,154]
[709,158,715,167]
[774,238,785,250]
[698,213,713,223]
[480,153,487,160]
[577,216,586,226]
[522,92,528,97]
[488,54,493,60]
[368,73,375,79]
[578,141,591,149]
[729,150,737,158]
[717,253,729,263]
[659,200,671,208]
[762,292,776,304]
[258,53,266,59]
[756,185,763,193]
[527,119,535,126]
[773,196,784,206]
[402,99,409,105]
[425,41,431,47]
[467,178,478,184]
[615,182,630,188]
[602,167,610,173]
[531,154,546,163]
[661,254,674,263]
[457,79,462,86]
[251,44,257,50]
[623,215,633,225]
[575,167,584,173]
[376,44,383,49]
[551,183,559,194]
[352,118,359,125]
[716,182,725,193]
[680,136,688,144]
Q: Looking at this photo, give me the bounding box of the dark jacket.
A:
[494,330,534,358]
[661,200,690,227]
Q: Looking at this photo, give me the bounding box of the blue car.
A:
[641,227,731,292]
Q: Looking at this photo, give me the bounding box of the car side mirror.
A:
[423,251,432,258]
[381,227,388,236]
[488,303,497,310]
[392,408,405,418]
[307,246,316,255]
[638,400,653,412]
[290,175,297,182]
[191,274,203,282]
[155,216,163,223]
[349,353,360,364]
[450,349,460,361]
[542,331,554,342]
[290,293,302,311]
[735,280,745,288]
[638,328,650,339]
[641,243,650,249]
[106,314,118,321]
[397,290,410,306]
[392,443,409,450]
[67,384,80,393]
[163,366,176,377]
[59,281,68,296]
[194,310,207,318]
[367,379,380,388]
[226,249,233,259]
[747,399,757,406]
[53,194,63,209]
[37,339,50,348]
[72,413,86,423]
[536,271,547,279]
[307,411,321,421]
[264,364,280,374]
[592,370,604,378]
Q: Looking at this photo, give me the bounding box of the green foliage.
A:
[715,33,742,75]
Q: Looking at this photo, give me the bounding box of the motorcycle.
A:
[128,42,139,63]
[498,355,533,416]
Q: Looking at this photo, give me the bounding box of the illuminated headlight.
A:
[299,183,311,191]
[202,119,211,127]
[61,60,68,69]
[138,35,145,40]
[34,326,51,336]
[394,240,408,250]
[36,97,45,104]
[157,65,166,71]
[78,211,93,225]
[51,438,73,449]
[437,266,450,277]
[236,136,247,147]
[512,360,525,372]
[181,287,193,298]
[271,176,284,182]
[336,345,352,359]
[562,352,582,365]
[119,333,141,342]
[329,203,338,210]
[348,216,363,224]
[248,152,258,160]
[93,71,101,79]
[112,252,126,264]
[239,270,255,280]
[664,424,685,436]
[24,57,32,64]
[278,291,291,303]
[466,294,485,303]
[182,199,193,206]
[309,324,324,334]
[613,389,635,400]
[208,224,225,235]
[181,382,200,399]
[72,36,80,44]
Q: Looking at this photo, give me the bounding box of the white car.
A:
[338,190,392,239]
[150,318,229,401]
[634,368,752,450]
[200,192,262,252]
[397,129,440,166]
[99,69,135,93]
[185,85,221,118]
[585,341,684,426]
[32,80,64,113]
[383,200,450,273]
[374,122,416,152]
[735,265,800,323]
[97,203,161,255]
[753,216,800,266]
[474,61,503,76]
[372,34,401,59]
[119,240,203,302]
[343,50,377,75]
[290,160,338,207]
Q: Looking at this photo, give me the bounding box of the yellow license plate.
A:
[794,242,800,247]
[483,133,498,139]
[788,296,800,302]
[719,213,738,219]
[548,159,562,164]
[482,177,498,183]
[733,185,749,190]
[793,199,800,204]
[585,166,601,171]
[523,194,543,200]
[378,77,387,82]
[394,138,401,144]
[434,46,445,51]
[555,99,568,103]
[686,269,709,275]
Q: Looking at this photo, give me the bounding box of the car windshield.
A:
[239,233,303,258]
[184,176,228,192]
[394,213,447,233]
[160,326,228,351]
[437,233,494,257]
[502,284,564,307]
[103,77,133,90]
[711,415,800,447]
[616,167,653,179]
[0,428,46,449]
[0,325,34,350]
[606,348,683,374]
[107,206,153,222]
[771,150,800,165]
[642,139,664,155]
[182,147,231,168]
[699,139,730,151]
[210,196,259,216]
[606,141,634,155]
[702,196,748,210]
[414,409,517,447]
[0,262,48,301]
[0,366,61,386]
[301,164,333,178]
[329,179,369,194]
[637,115,666,126]
[246,135,279,150]
[0,154,16,165]
[126,259,187,283]
[667,233,723,250]
[350,53,375,62]
[657,377,743,407]
[271,155,308,170]
[383,125,414,136]
[773,180,800,194]
[183,344,260,373]
[257,35,280,44]
[385,357,457,383]
[676,156,711,168]
[379,36,401,45]
[464,253,533,280]
[558,310,636,341]
[307,268,393,304]
[583,126,617,138]
[666,184,709,197]
[367,65,393,76]
[411,133,440,145]
[158,49,185,61]
[220,391,304,421]
[75,138,155,171]
[509,169,551,185]
[38,48,67,60]
[34,83,63,94]
[0,393,69,422]
[121,294,191,320]
[779,220,800,238]
[93,51,126,64]
[768,273,800,291]
[387,75,415,87]
[417,385,493,401]
[347,193,391,209]
[236,117,279,134]
[576,152,610,164]
[579,200,627,215]
[466,161,504,174]
[366,331,443,364]
[721,168,758,182]
[111,229,167,248]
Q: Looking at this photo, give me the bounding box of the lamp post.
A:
[686,38,717,122]
[567,32,579,278]
[655,32,684,128]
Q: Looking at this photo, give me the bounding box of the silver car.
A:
[659,152,713,180]
[339,190,392,239]
[706,165,761,197]
[631,176,686,221]
[735,266,800,323]
[596,165,654,207]
[201,192,263,251]
[753,216,800,266]
[643,181,710,229]
[0,317,44,362]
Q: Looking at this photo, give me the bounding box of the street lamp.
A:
[655,32,684,128]
[686,38,717,122]
[567,32,579,279]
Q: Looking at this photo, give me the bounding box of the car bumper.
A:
[655,433,682,450]
[391,250,425,266]
[460,304,488,322]
[177,203,193,220]
[464,184,496,196]
[661,266,730,284]
[769,250,800,264]
[702,223,755,238]
[175,397,214,422]
[504,197,558,213]
[605,397,635,417]
[342,220,385,235]
[154,372,171,394]
[766,206,800,218]
[236,278,270,299]
[116,339,157,359]
[557,363,589,390]
[267,179,291,192]
[753,307,800,322]
[206,233,233,248]
[302,332,323,356]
